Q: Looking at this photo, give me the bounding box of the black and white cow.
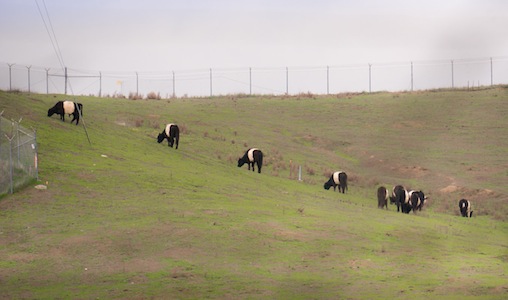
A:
[389,185,411,213]
[377,186,389,209]
[237,148,263,173]
[47,100,83,125]
[408,190,426,213]
[157,124,179,149]
[459,199,473,217]
[323,171,348,193]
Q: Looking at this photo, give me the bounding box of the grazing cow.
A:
[237,148,263,173]
[323,171,348,193]
[157,124,179,149]
[390,185,411,213]
[408,190,426,213]
[459,199,473,217]
[47,100,83,125]
[377,186,389,209]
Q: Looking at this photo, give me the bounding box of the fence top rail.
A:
[0,116,35,139]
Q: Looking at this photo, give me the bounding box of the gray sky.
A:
[1,0,508,96]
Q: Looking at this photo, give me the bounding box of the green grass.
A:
[0,88,507,299]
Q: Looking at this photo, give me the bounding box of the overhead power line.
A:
[34,0,74,94]
[35,0,64,69]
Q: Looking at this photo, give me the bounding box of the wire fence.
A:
[1,56,508,98]
[0,114,38,196]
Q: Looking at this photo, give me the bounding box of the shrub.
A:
[129,92,143,100]
[146,91,161,100]
[134,119,144,127]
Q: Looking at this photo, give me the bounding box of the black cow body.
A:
[408,190,426,213]
[390,185,411,213]
[459,199,473,217]
[237,148,263,173]
[47,100,83,125]
[323,171,348,193]
[377,186,389,209]
[157,124,179,149]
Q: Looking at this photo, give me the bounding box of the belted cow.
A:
[459,199,473,217]
[408,190,426,213]
[157,124,179,149]
[390,185,411,213]
[237,148,263,173]
[377,186,389,209]
[47,100,83,125]
[323,171,348,193]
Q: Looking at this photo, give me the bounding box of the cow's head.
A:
[47,108,55,117]
[323,182,332,190]
[157,133,165,143]
[237,158,245,167]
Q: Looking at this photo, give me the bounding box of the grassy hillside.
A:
[0,88,507,299]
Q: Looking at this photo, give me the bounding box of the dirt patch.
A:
[76,171,97,181]
[440,185,460,193]
[348,259,375,269]
[394,165,428,178]
[0,184,56,211]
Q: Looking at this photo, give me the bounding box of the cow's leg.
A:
[71,113,77,125]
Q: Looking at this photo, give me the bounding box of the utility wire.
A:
[35,0,74,94]
[35,0,64,68]
[42,0,66,69]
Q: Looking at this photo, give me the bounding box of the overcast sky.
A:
[1,0,508,96]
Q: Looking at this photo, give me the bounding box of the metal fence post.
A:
[34,129,39,181]
[27,65,32,94]
[327,66,330,95]
[451,60,454,88]
[209,68,213,97]
[45,68,50,94]
[99,72,102,97]
[411,62,414,91]
[8,63,15,91]
[249,67,252,95]
[490,57,493,86]
[16,120,20,165]
[286,67,289,95]
[8,136,13,194]
[369,64,372,93]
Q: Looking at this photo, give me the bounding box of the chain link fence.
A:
[0,114,38,196]
[2,56,508,97]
